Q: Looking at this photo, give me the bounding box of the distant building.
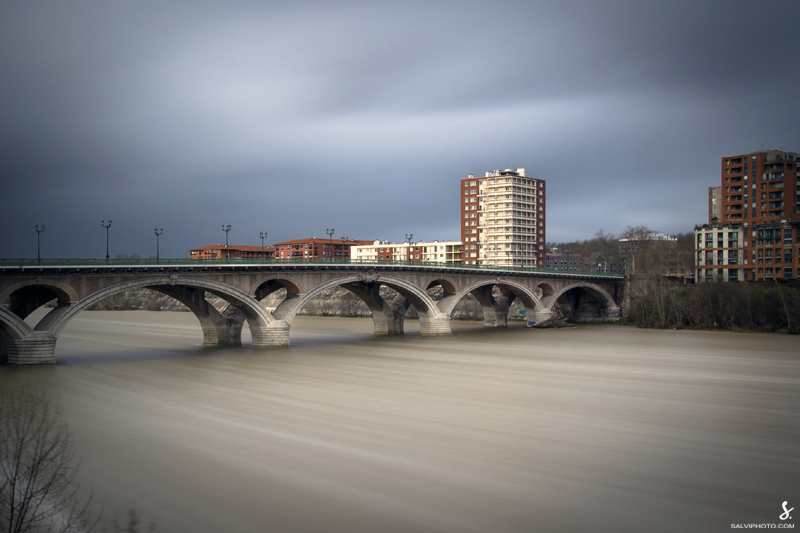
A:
[351,240,462,263]
[618,232,677,249]
[545,249,622,273]
[461,168,545,267]
[704,148,800,281]
[694,225,743,282]
[189,244,275,259]
[272,238,374,260]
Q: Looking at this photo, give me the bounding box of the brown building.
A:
[702,148,800,281]
[189,245,276,260]
[273,238,374,260]
[461,168,545,267]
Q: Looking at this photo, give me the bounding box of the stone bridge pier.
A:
[0,262,623,364]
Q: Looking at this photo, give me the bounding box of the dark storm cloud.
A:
[1,0,798,258]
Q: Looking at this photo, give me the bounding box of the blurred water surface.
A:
[3,311,798,532]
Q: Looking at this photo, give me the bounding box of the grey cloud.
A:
[1,0,798,258]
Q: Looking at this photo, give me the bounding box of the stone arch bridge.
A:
[0,261,623,365]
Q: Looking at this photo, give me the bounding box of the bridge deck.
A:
[0,258,623,281]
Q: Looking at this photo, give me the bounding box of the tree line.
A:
[548,226,695,277]
[625,279,800,333]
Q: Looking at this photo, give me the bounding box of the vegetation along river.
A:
[2,310,798,532]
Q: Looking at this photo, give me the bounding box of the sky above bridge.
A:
[2,0,799,259]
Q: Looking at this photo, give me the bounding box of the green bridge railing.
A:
[0,257,624,278]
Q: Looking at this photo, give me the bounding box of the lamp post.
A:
[35,224,45,261]
[340,236,350,260]
[154,228,163,261]
[326,228,335,259]
[259,231,267,260]
[222,224,231,260]
[405,233,413,262]
[101,220,112,260]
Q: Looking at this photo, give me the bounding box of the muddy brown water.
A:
[2,310,798,532]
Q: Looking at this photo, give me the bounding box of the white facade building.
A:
[351,240,463,264]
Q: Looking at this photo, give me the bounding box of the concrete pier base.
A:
[5,332,57,365]
[252,320,290,347]
[202,321,244,346]
[420,314,451,336]
[530,309,555,326]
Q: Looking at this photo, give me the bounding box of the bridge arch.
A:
[422,276,459,294]
[533,282,555,300]
[37,276,277,345]
[1,279,79,320]
[249,275,305,300]
[271,274,450,336]
[434,278,547,327]
[0,306,34,341]
[442,278,545,319]
[545,282,619,320]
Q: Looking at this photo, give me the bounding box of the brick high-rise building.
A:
[699,148,800,281]
[461,168,545,267]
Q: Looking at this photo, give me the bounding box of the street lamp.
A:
[340,236,350,260]
[222,224,231,260]
[405,233,414,262]
[154,228,163,261]
[101,220,112,260]
[326,228,335,259]
[35,224,45,261]
[260,231,267,259]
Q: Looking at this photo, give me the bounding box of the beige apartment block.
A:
[461,168,546,267]
[694,225,744,282]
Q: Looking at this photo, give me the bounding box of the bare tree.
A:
[593,230,616,273]
[0,388,95,533]
[619,225,652,275]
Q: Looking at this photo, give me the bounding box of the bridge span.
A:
[0,259,623,365]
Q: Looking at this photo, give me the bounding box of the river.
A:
[2,310,798,532]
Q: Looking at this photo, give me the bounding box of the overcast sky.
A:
[2,0,798,258]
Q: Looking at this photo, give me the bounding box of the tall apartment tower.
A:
[706,148,800,281]
[461,168,546,267]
